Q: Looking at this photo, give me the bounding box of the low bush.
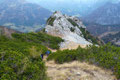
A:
[12,32,64,49]
[48,50,77,64]
[68,18,79,27]
[0,36,49,80]
[47,44,120,79]
[70,27,75,32]
[47,17,56,26]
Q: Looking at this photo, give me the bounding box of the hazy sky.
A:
[27,0,120,3]
[26,0,120,16]
[27,0,104,3]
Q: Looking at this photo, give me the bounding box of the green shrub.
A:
[68,18,79,27]
[47,17,56,26]
[47,44,120,79]
[0,31,64,80]
[0,50,48,80]
[48,49,77,64]
[12,32,64,49]
[70,27,75,32]
[0,35,49,80]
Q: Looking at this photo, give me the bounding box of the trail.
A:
[44,58,116,80]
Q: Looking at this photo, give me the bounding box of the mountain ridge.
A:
[85,2,120,25]
[0,0,52,32]
[45,11,102,49]
[101,31,120,46]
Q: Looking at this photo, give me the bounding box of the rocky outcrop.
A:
[45,11,97,49]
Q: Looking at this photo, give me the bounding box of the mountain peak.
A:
[45,12,101,49]
[85,2,120,25]
[52,11,66,19]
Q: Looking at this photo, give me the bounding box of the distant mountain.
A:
[0,0,52,32]
[27,0,110,17]
[85,2,120,25]
[101,31,120,46]
[45,11,102,49]
[27,0,120,17]
[85,23,120,36]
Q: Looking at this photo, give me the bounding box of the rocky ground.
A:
[44,48,117,80]
[46,61,116,80]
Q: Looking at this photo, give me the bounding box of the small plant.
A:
[70,27,75,32]
[68,18,79,27]
[47,17,56,26]
[29,46,41,59]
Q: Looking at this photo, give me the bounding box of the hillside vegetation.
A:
[47,44,120,79]
[12,32,64,49]
[0,31,119,79]
[0,32,63,80]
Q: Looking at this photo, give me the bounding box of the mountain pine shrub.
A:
[47,44,120,79]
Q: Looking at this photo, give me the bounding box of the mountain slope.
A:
[85,22,120,36]
[101,31,120,46]
[0,26,19,37]
[45,11,102,49]
[0,0,52,32]
[85,2,120,25]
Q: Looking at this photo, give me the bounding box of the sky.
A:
[26,0,120,4]
[26,0,120,16]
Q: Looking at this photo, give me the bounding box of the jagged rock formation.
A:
[45,11,100,49]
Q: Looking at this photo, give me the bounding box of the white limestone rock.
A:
[45,11,92,49]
